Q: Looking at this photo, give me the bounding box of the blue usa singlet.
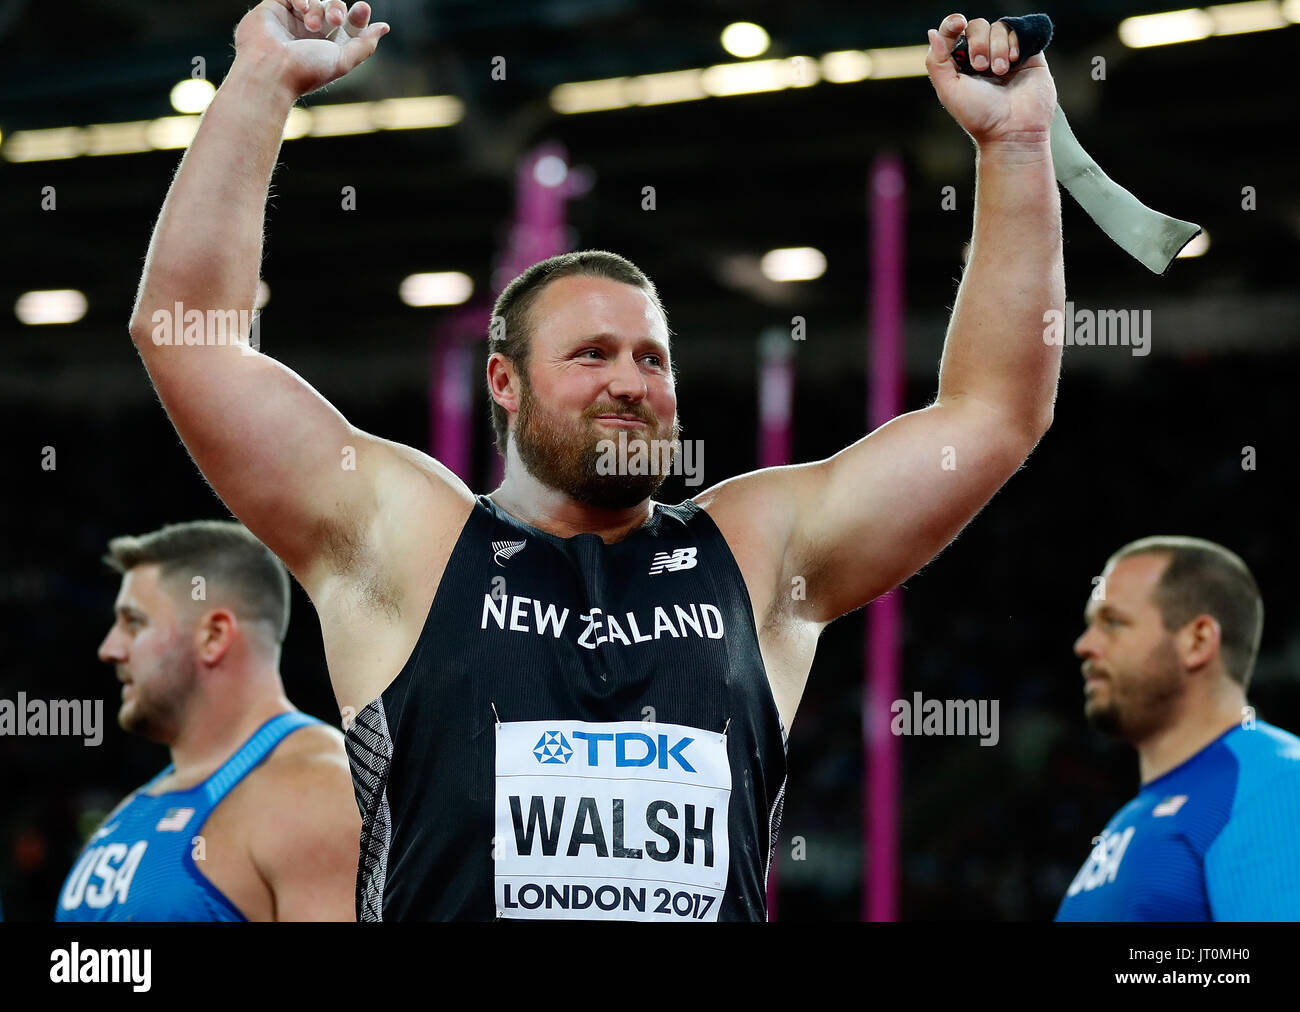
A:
[56,711,322,921]
[1056,721,1300,921]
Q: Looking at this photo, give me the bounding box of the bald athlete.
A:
[56,521,358,921]
[126,4,1062,920]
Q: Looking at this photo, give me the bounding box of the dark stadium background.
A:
[2,0,1297,920]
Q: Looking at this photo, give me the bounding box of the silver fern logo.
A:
[492,539,527,567]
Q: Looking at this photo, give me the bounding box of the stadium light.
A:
[3,127,85,162]
[1119,8,1215,46]
[721,22,771,59]
[760,247,827,282]
[147,116,201,150]
[15,289,88,325]
[1115,3,1292,47]
[628,70,707,106]
[400,272,474,307]
[533,155,568,187]
[821,50,874,83]
[865,45,931,78]
[1206,0,1288,34]
[169,79,216,114]
[702,59,814,96]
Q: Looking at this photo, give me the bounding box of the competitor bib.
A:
[494,719,732,921]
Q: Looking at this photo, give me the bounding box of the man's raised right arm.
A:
[127,3,445,593]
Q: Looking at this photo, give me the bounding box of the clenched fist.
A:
[925,13,1056,148]
[234,0,390,99]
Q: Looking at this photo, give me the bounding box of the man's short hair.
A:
[487,250,668,457]
[104,520,290,645]
[1109,536,1264,689]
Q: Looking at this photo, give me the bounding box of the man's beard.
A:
[119,644,195,742]
[513,378,682,510]
[1084,637,1184,741]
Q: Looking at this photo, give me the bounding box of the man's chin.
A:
[1084,701,1123,737]
[571,472,668,511]
[513,409,676,510]
[118,702,144,735]
[118,701,166,741]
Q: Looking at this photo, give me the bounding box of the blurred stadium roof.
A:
[2,1,1297,395]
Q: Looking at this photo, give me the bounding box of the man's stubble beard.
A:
[119,639,196,743]
[1085,636,1184,741]
[513,375,682,511]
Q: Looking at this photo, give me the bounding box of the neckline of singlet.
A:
[479,493,788,748]
[1140,723,1245,791]
[479,494,681,545]
[136,711,308,800]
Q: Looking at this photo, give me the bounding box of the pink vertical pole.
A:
[864,154,905,922]
[758,326,794,920]
[431,334,476,481]
[430,142,585,485]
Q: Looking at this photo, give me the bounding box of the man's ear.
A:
[195,608,238,666]
[1179,614,1222,674]
[487,352,520,415]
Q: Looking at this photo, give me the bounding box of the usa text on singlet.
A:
[344,494,788,921]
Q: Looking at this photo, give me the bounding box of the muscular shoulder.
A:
[305,434,476,604]
[227,722,360,920]
[247,725,359,882]
[253,722,352,791]
[694,463,826,626]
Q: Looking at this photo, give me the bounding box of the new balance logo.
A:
[492,540,527,567]
[649,547,698,575]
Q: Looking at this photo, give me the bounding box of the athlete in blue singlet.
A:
[58,712,323,921]
[56,521,359,922]
[1057,536,1300,921]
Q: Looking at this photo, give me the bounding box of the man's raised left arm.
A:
[713,14,1065,625]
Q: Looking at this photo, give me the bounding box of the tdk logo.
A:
[533,731,573,764]
[571,731,696,772]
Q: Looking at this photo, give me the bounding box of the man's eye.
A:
[580,349,602,360]
[644,355,663,367]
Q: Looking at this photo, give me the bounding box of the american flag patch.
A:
[156,807,195,832]
[1153,795,1188,817]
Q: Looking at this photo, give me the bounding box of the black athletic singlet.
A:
[344,493,788,922]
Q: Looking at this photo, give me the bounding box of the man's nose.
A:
[606,351,647,400]
[98,628,125,665]
[1074,628,1096,659]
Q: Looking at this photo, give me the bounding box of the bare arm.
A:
[251,743,361,921]
[709,14,1064,626]
[791,143,1063,621]
[126,3,456,594]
